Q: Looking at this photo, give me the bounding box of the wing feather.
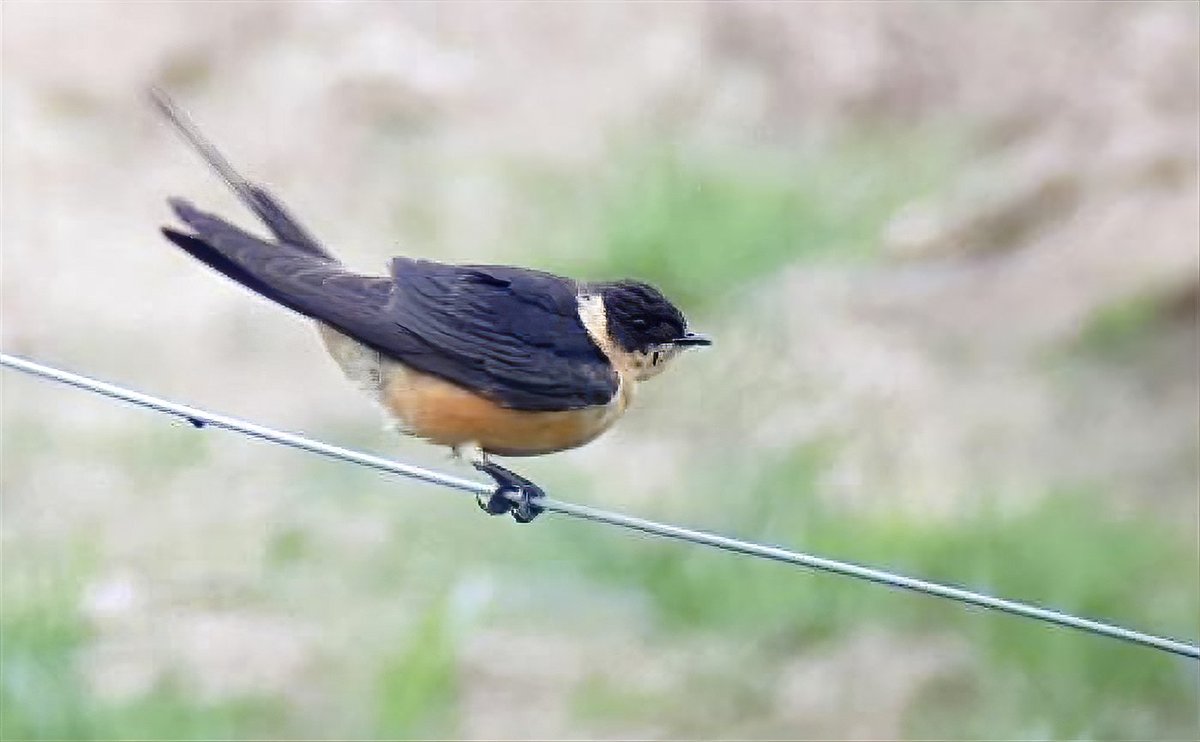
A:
[384,259,617,409]
[162,200,617,411]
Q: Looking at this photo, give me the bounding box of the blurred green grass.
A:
[1069,285,1199,364]
[0,542,282,741]
[510,127,964,308]
[7,390,1195,739]
[546,445,1200,739]
[373,599,460,740]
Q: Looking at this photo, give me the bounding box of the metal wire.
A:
[3,351,1198,660]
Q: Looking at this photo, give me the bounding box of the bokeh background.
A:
[2,2,1198,739]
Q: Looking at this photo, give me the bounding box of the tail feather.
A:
[246,185,331,260]
[161,228,321,318]
[150,87,333,261]
[160,199,398,357]
[153,90,407,356]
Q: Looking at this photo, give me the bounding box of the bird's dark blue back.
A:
[385,259,618,410]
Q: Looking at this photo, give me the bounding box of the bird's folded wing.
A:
[385,258,619,411]
[162,200,617,411]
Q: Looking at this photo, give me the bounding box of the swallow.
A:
[150,89,711,522]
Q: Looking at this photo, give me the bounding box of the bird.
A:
[150,89,711,523]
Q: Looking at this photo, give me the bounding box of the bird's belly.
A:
[318,324,629,456]
[382,365,625,456]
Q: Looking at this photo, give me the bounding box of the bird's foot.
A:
[473,460,546,524]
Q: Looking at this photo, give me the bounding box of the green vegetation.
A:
[1073,289,1185,359]
[1,548,93,741]
[0,545,282,741]
[550,446,1200,739]
[373,599,460,739]
[514,128,964,308]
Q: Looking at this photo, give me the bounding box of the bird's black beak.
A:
[673,332,712,347]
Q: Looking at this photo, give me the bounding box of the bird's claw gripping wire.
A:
[473,460,546,524]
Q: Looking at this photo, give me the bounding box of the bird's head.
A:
[585,280,711,381]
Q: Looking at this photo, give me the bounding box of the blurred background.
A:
[2,1,1198,739]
